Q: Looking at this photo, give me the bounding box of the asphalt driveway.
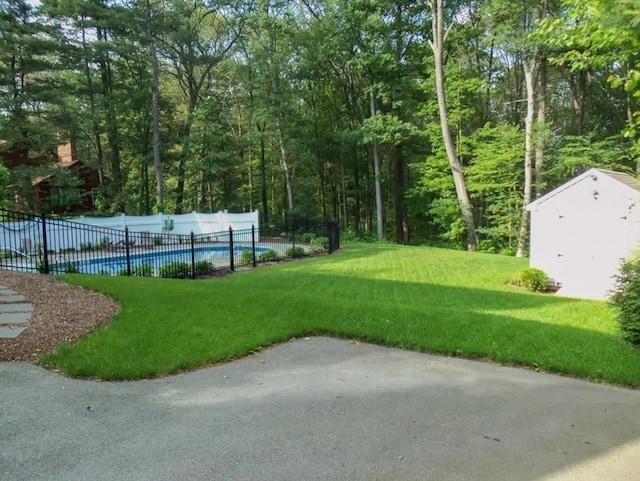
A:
[1,337,639,481]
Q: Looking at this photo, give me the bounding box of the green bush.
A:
[194,260,215,277]
[239,249,254,265]
[80,243,92,251]
[132,263,153,277]
[610,258,640,348]
[153,235,164,246]
[286,246,305,258]
[310,236,329,252]
[159,261,191,279]
[299,232,316,243]
[64,262,79,274]
[340,228,377,243]
[258,249,278,262]
[99,236,111,248]
[511,268,550,292]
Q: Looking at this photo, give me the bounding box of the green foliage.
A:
[0,162,10,205]
[534,0,640,149]
[80,243,92,251]
[99,236,111,249]
[194,260,215,277]
[299,232,316,243]
[512,268,550,292]
[258,249,278,262]
[609,258,640,348]
[63,262,79,274]
[132,263,153,277]
[159,261,191,279]
[285,246,305,258]
[239,249,254,265]
[310,236,329,252]
[153,235,163,246]
[466,124,524,253]
[341,228,379,243]
[35,259,47,274]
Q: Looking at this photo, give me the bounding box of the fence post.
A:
[40,213,49,274]
[125,227,131,276]
[190,232,196,279]
[292,226,296,257]
[229,226,234,271]
[329,219,339,254]
[251,224,257,268]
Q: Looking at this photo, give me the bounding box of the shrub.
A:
[99,236,110,248]
[194,260,215,277]
[310,236,329,252]
[300,232,316,243]
[132,263,153,277]
[609,258,640,348]
[341,227,377,243]
[80,242,92,251]
[286,246,305,258]
[159,261,191,279]
[153,235,164,246]
[35,259,47,273]
[258,249,278,262]
[64,262,79,274]
[512,268,550,292]
[239,249,254,265]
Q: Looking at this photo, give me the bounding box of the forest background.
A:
[1,0,638,255]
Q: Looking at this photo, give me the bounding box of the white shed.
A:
[526,168,640,300]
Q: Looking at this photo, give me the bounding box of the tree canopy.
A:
[0,0,636,252]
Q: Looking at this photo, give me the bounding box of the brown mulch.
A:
[0,270,120,362]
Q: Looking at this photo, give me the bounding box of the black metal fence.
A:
[0,208,340,279]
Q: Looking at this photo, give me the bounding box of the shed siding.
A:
[528,170,640,300]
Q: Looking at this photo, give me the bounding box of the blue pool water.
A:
[56,245,266,275]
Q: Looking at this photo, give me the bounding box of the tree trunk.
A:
[144,0,163,209]
[517,58,536,258]
[534,55,546,198]
[259,128,269,223]
[369,89,386,241]
[393,145,408,243]
[80,20,104,186]
[428,0,477,250]
[353,149,361,234]
[97,26,124,212]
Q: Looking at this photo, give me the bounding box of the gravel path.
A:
[0,270,119,362]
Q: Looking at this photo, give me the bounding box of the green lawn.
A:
[41,243,640,386]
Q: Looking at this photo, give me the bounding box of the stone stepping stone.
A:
[0,285,32,339]
[0,294,26,303]
[0,303,33,313]
[0,325,28,339]
[0,312,31,325]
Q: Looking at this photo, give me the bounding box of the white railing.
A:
[0,211,260,254]
[70,210,259,235]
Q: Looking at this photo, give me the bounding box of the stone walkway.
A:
[0,284,33,339]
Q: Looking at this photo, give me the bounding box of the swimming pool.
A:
[54,245,267,276]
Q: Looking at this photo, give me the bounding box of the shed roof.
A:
[526,168,640,211]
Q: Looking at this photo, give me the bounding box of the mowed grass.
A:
[41,243,640,386]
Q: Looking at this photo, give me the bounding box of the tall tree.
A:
[428,0,478,251]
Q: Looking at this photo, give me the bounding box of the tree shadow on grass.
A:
[279,272,640,387]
